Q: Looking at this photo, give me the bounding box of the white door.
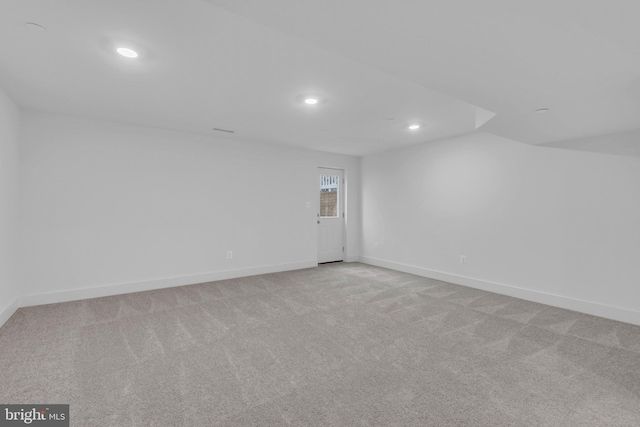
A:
[318,168,344,263]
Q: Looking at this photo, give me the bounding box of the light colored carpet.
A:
[1,263,640,426]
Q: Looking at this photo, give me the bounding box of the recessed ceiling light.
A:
[304,98,319,105]
[116,47,138,58]
[408,124,421,130]
[535,108,550,114]
[25,22,46,32]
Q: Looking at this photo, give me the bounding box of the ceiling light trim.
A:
[25,22,46,32]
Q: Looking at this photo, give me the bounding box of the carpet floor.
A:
[1,263,640,426]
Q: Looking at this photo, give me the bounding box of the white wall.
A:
[0,88,21,324]
[18,111,360,304]
[542,128,640,157]
[10,108,640,327]
[361,132,640,325]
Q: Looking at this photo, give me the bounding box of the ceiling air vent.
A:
[212,127,235,134]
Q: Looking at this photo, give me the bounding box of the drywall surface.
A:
[0,88,20,323]
[361,131,640,324]
[18,111,360,300]
[542,128,640,157]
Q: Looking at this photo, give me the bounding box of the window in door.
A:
[319,174,339,218]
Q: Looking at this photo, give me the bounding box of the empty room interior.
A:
[1,0,640,425]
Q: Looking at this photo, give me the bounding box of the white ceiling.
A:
[1,0,639,156]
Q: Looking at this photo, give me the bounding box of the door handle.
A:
[317,220,320,224]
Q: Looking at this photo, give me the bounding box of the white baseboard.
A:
[7,256,640,328]
[359,256,640,326]
[0,297,20,328]
[18,260,317,309]
[345,255,360,263]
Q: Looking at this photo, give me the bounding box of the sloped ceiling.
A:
[1,0,639,155]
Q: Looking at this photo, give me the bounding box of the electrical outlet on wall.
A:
[373,242,379,249]
[227,250,233,259]
[460,255,467,264]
